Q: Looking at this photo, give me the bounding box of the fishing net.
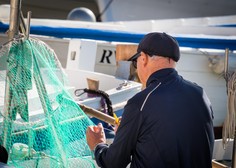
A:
[0,38,95,168]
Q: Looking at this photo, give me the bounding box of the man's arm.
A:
[86,100,142,168]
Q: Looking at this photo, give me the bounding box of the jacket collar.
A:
[146,68,178,87]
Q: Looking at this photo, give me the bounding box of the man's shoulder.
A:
[126,82,162,113]
[129,85,155,103]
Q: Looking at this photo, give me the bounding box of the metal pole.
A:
[2,0,22,151]
[224,48,229,80]
[8,0,21,39]
[25,11,32,39]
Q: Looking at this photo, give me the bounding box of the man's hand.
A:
[86,123,106,150]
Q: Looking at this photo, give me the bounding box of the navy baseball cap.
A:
[128,32,180,62]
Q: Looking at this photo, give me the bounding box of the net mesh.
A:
[0,38,95,168]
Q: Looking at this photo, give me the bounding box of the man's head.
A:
[128,32,180,86]
[129,32,180,65]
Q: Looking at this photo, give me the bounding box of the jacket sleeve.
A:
[94,99,143,168]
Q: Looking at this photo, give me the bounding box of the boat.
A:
[0,62,141,167]
[1,14,236,129]
[1,2,235,126]
[97,0,236,22]
[1,0,236,22]
[0,2,143,124]
[0,2,142,167]
[0,2,236,167]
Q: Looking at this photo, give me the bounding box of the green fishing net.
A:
[0,38,95,168]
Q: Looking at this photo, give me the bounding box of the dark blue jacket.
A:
[95,68,214,168]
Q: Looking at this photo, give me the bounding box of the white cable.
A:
[222,71,236,148]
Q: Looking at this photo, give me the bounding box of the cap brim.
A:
[128,52,141,61]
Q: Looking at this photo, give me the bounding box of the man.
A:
[86,32,214,168]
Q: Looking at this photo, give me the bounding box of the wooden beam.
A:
[116,44,137,61]
[80,104,117,125]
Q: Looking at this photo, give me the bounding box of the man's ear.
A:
[142,53,149,68]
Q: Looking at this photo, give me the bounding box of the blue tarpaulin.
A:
[1,22,236,50]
